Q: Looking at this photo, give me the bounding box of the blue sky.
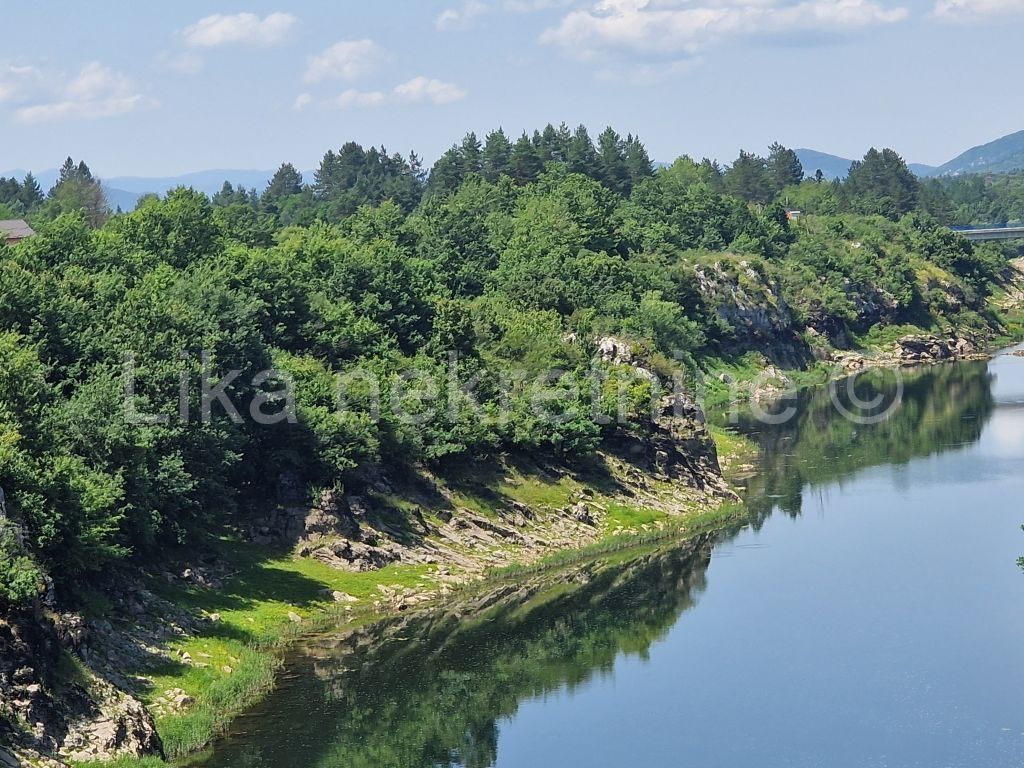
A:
[2,0,1023,177]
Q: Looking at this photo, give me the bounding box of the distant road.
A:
[952,226,1024,242]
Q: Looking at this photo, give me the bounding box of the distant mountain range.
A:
[796,129,1024,181]
[794,150,940,180]
[931,130,1024,176]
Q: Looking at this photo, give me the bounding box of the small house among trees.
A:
[0,219,35,245]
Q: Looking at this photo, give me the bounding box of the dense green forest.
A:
[0,125,1017,608]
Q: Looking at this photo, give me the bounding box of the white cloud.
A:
[597,57,703,83]
[293,92,314,110]
[436,1,490,30]
[0,64,41,104]
[155,50,204,75]
[933,0,1024,19]
[12,62,156,123]
[436,0,574,29]
[393,76,467,104]
[329,77,468,109]
[304,39,384,83]
[542,0,908,60]
[501,0,576,10]
[183,12,297,48]
[337,88,388,108]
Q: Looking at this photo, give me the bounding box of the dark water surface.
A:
[197,352,1024,768]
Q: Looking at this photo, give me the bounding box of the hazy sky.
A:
[2,0,1022,177]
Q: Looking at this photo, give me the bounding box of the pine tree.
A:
[461,132,483,175]
[315,150,340,198]
[844,148,919,219]
[427,146,466,196]
[409,151,426,184]
[510,133,543,185]
[539,124,564,163]
[57,156,77,186]
[482,129,512,182]
[567,125,598,178]
[555,123,573,163]
[49,156,108,226]
[532,129,551,163]
[624,134,654,191]
[76,161,94,183]
[596,127,629,195]
[767,142,804,193]
[725,150,773,204]
[19,173,43,211]
[264,163,303,204]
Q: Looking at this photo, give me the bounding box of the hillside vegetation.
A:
[1,126,1020,613]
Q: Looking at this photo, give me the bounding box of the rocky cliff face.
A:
[0,609,163,766]
[694,260,810,367]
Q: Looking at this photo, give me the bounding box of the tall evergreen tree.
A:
[57,156,78,186]
[48,156,108,226]
[510,133,543,185]
[482,129,512,182]
[724,150,773,204]
[427,146,466,196]
[567,125,598,178]
[315,150,340,198]
[461,132,483,175]
[264,163,303,206]
[539,123,567,163]
[767,142,804,193]
[19,173,43,211]
[844,148,920,219]
[596,127,630,195]
[624,134,654,191]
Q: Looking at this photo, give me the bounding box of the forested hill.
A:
[934,129,1024,177]
[0,126,1019,612]
[797,128,1024,184]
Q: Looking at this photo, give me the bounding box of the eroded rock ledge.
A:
[0,610,163,766]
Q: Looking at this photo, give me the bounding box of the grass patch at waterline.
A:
[708,424,759,478]
[488,502,748,581]
[139,538,435,760]
[71,758,170,768]
[603,503,668,533]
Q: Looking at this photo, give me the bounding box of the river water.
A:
[197,351,1024,768]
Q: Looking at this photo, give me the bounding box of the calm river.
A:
[197,350,1024,768]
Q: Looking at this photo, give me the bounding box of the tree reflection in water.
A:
[734,361,994,527]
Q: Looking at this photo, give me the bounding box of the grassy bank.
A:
[128,548,436,760]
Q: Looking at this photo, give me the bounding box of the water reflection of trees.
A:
[200,541,714,768]
[736,361,995,527]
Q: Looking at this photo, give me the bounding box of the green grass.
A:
[497,472,578,511]
[444,462,580,520]
[139,538,434,759]
[708,425,758,475]
[490,502,747,581]
[603,503,668,533]
[852,322,935,349]
[71,758,170,768]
